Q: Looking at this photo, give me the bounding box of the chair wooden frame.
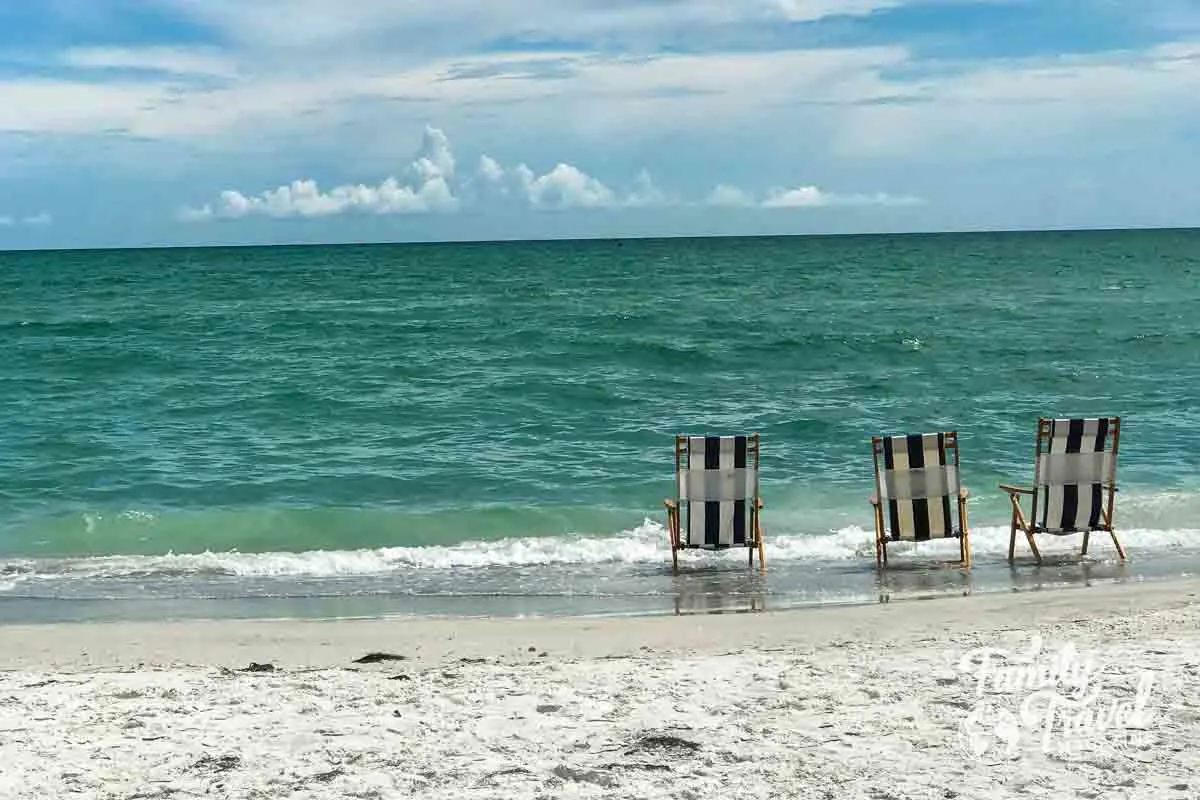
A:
[999,417,1124,565]
[869,432,971,569]
[663,433,766,575]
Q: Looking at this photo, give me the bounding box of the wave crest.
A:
[2,519,1197,585]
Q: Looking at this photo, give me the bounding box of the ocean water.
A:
[1,230,1198,623]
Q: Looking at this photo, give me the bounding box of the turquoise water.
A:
[1,230,1199,621]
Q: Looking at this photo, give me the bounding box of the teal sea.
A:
[1,230,1199,622]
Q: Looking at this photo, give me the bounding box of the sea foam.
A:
[3,519,1197,584]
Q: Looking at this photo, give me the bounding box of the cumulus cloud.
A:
[706,184,756,207]
[476,154,669,210]
[762,185,923,207]
[703,184,923,208]
[181,126,913,221]
[513,163,616,210]
[182,126,458,220]
[0,212,52,227]
[763,186,831,207]
[625,170,670,208]
[411,126,456,184]
[477,154,505,184]
[184,127,683,219]
[180,177,456,220]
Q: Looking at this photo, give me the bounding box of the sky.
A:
[0,0,1198,249]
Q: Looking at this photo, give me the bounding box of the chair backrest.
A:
[1033,417,1119,533]
[872,432,962,541]
[676,434,760,548]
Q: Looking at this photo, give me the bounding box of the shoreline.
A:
[4,524,1197,627]
[2,575,1196,673]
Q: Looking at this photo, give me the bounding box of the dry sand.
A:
[1,579,1198,799]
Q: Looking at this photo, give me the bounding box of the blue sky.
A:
[1,0,1198,249]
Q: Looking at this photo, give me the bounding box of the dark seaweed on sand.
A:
[352,652,407,664]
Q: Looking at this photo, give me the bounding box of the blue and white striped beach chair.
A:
[664,434,765,573]
[870,432,972,568]
[1000,417,1125,564]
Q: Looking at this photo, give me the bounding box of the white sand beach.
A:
[2,579,1198,799]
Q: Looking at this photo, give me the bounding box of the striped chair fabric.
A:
[878,433,961,541]
[1034,418,1117,533]
[679,435,758,548]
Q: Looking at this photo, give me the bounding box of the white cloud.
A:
[763,185,922,207]
[477,154,505,184]
[165,0,912,52]
[0,212,52,227]
[411,126,456,183]
[514,163,617,210]
[763,185,830,207]
[772,0,906,22]
[702,184,922,208]
[182,126,459,220]
[476,153,670,210]
[706,184,756,207]
[12,33,1200,178]
[182,126,911,221]
[0,79,165,135]
[625,170,669,208]
[180,177,456,220]
[62,47,237,78]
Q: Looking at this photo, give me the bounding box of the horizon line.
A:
[1,223,1198,256]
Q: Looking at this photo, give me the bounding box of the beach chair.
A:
[870,432,971,568]
[664,434,765,574]
[1000,417,1124,564]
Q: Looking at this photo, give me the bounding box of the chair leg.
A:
[873,504,886,569]
[1110,530,1127,561]
[1008,511,1018,563]
[959,497,971,569]
[756,521,767,572]
[1025,531,1043,565]
[668,510,680,575]
[1081,531,1090,556]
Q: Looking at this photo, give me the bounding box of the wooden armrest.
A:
[664,499,677,510]
[999,484,1034,495]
